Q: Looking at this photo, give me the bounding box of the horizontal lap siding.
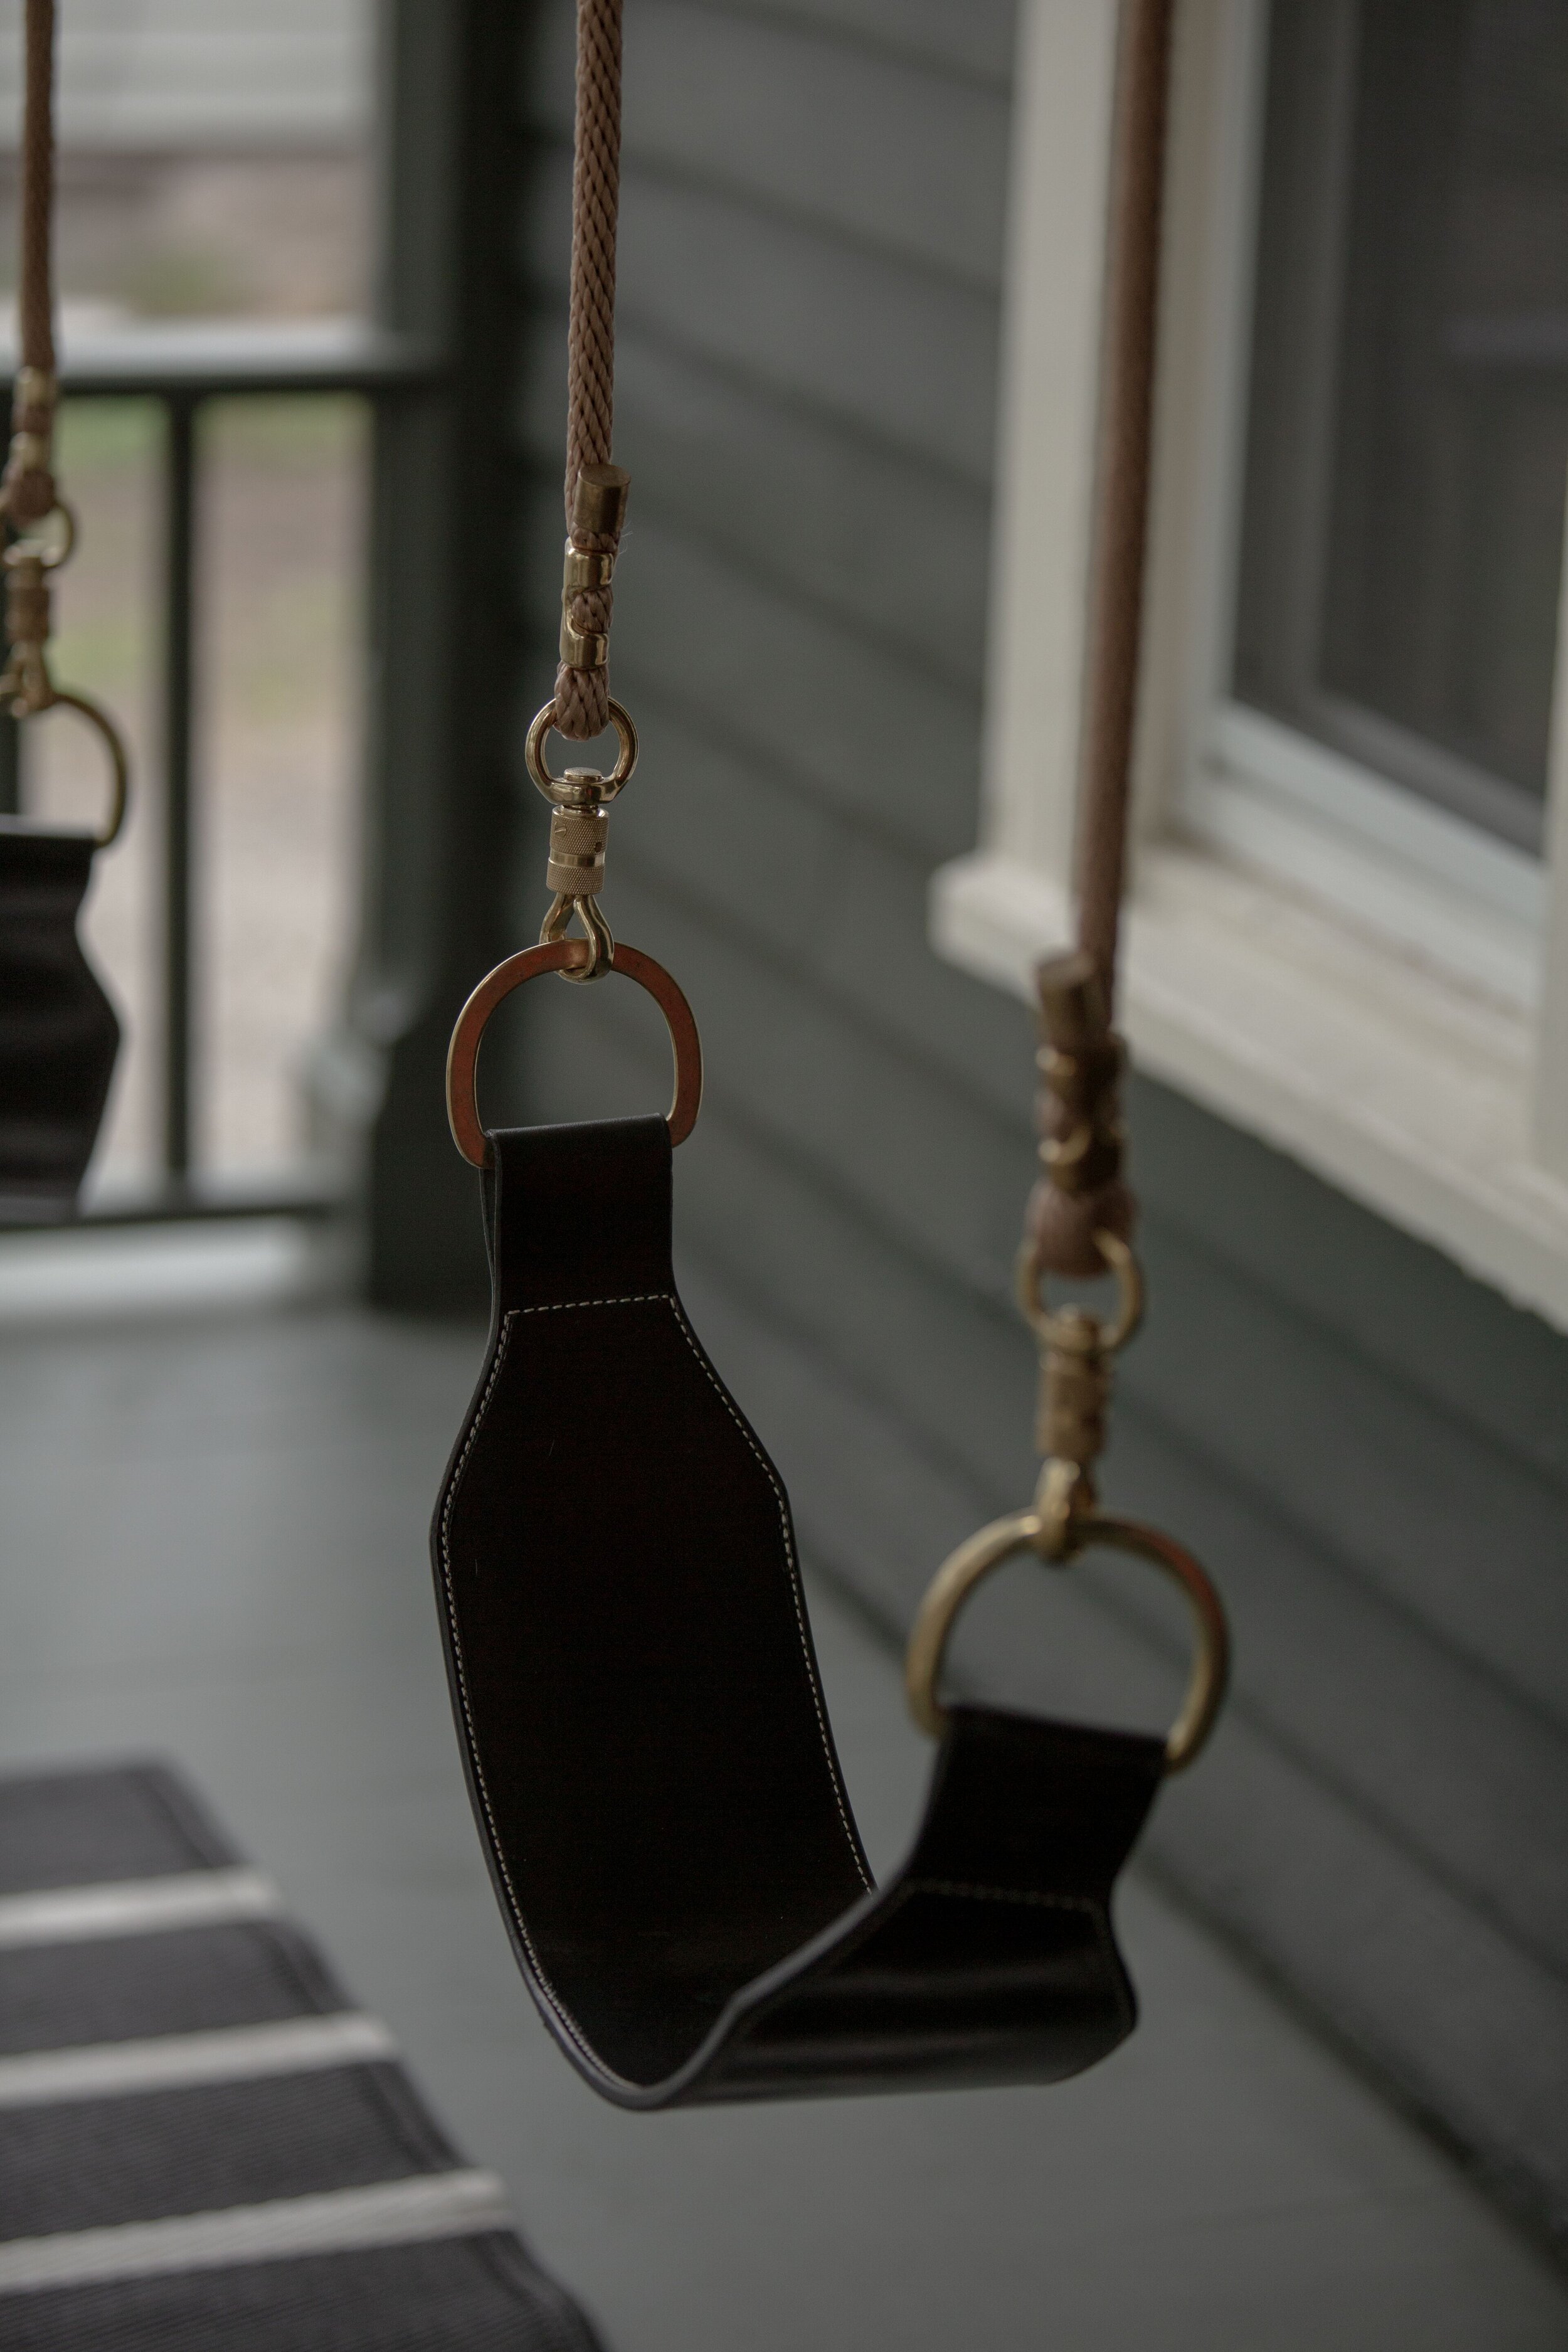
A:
[510,0,1568,2245]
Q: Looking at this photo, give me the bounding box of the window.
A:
[1235,0,1568,854]
[933,0,1568,1327]
[1186,0,1568,1012]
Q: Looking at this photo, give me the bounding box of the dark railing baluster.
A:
[0,502,17,815]
[0,711,17,817]
[162,395,198,1187]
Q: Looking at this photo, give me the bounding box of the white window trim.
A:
[932,0,1568,1332]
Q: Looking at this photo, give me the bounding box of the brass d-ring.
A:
[445,936,702,1166]
[50,690,132,848]
[1,686,132,849]
[904,1505,1229,1772]
[525,696,638,804]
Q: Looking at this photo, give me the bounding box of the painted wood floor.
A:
[0,1241,1562,2350]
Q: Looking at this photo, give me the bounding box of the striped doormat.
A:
[0,1760,604,2350]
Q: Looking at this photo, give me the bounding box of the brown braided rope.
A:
[1,0,57,527]
[553,0,625,741]
[1026,0,1173,1281]
[1073,0,1172,1002]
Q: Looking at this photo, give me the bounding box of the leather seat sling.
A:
[0,0,130,1219]
[431,0,1227,2109]
[437,1112,1168,2104]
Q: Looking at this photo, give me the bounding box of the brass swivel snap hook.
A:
[1020,1226,1142,1554]
[907,1226,1227,1771]
[525,695,638,983]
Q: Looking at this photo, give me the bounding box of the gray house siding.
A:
[502,0,1568,2249]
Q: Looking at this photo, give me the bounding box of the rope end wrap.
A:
[569,460,629,541]
[0,364,56,528]
[554,463,630,738]
[1024,949,1135,1281]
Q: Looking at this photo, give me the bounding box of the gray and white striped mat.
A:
[0,1760,603,2350]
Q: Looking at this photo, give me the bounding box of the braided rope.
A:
[1027,0,1172,1280]
[553,0,624,740]
[1072,0,1172,1001]
[1,0,57,527]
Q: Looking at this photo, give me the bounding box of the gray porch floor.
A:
[1,1254,1564,2351]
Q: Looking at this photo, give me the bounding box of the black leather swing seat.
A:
[433,1116,1165,2106]
[0,824,119,1219]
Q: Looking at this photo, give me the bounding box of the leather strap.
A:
[433,1116,1165,2105]
[0,825,118,1217]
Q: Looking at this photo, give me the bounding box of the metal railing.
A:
[1,319,440,1225]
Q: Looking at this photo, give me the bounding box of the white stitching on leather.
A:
[514,1292,667,1313]
[437,1315,632,2085]
[437,1282,874,2094]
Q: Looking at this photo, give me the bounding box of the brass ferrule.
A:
[12,366,55,421]
[1037,951,1109,1052]
[5,554,49,649]
[569,462,630,539]
[563,541,615,593]
[545,798,610,897]
[559,612,610,668]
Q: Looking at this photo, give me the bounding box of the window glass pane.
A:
[1235,0,1568,850]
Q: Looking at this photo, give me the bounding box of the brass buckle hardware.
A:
[446,936,703,1167]
[906,1214,1228,1771]
[563,541,615,594]
[560,617,610,669]
[903,1497,1229,1772]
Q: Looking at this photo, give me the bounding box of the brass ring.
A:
[904,1505,1229,1772]
[1017,1226,1143,1352]
[445,937,702,1166]
[0,685,132,848]
[525,696,638,805]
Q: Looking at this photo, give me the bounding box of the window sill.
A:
[931,841,1568,1333]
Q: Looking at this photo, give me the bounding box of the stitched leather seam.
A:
[515,1290,667,1312]
[437,1315,632,2087]
[439,1280,875,2095]
[907,1878,1097,1910]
